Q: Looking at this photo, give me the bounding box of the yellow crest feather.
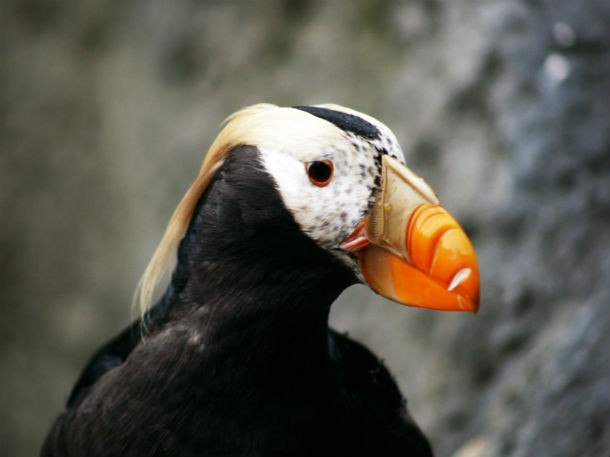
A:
[133,104,280,317]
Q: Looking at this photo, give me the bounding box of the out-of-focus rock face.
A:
[1,1,608,456]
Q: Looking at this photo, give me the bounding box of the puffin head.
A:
[135,103,479,316]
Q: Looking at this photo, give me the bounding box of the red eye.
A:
[305,160,334,187]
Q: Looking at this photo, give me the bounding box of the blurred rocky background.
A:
[1,1,609,456]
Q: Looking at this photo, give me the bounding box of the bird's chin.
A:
[328,249,365,282]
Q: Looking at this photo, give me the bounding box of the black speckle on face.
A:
[374,147,386,170]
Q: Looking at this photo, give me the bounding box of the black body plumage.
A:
[42,146,433,456]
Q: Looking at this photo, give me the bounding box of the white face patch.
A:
[256,106,406,269]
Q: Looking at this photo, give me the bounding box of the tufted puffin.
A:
[41,104,479,457]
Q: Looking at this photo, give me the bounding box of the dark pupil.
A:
[308,161,332,182]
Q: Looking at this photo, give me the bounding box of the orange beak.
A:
[341,155,480,312]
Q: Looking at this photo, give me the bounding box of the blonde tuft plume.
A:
[133,104,280,317]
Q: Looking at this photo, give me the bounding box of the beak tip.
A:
[456,273,480,313]
[453,291,479,313]
[469,297,481,314]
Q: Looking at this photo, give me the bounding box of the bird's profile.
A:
[42,104,480,457]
